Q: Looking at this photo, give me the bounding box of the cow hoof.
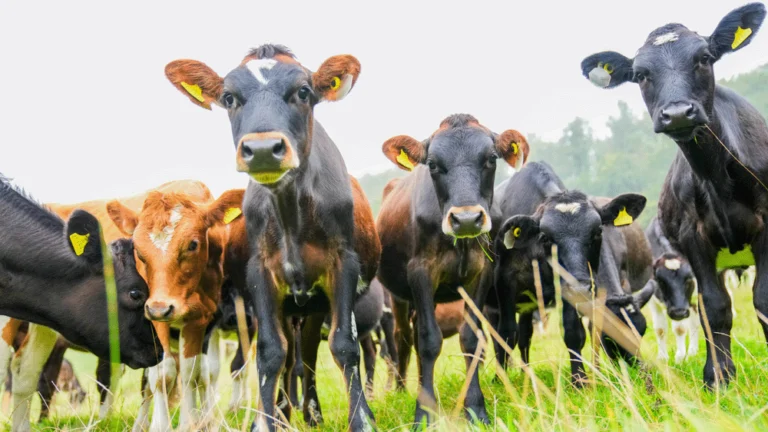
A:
[674,353,686,364]
[465,406,490,424]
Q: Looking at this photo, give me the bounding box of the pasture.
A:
[8,270,767,431]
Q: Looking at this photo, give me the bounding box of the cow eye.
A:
[699,55,711,66]
[221,92,237,109]
[486,155,497,169]
[188,240,199,252]
[427,161,438,172]
[635,71,647,83]
[129,290,143,301]
[297,86,312,102]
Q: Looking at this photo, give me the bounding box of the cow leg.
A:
[97,357,124,419]
[132,371,151,432]
[682,237,733,388]
[562,301,587,386]
[493,267,518,370]
[517,312,534,365]
[289,318,303,409]
[328,250,373,431]
[203,328,221,413]
[146,323,177,432]
[10,324,58,432]
[360,334,377,400]
[407,266,442,428]
[671,316,688,364]
[300,313,324,426]
[378,304,397,390]
[276,317,295,422]
[250,264,286,432]
[650,296,669,362]
[459,272,491,424]
[687,302,700,358]
[392,297,413,390]
[0,317,18,415]
[229,324,255,412]
[36,341,67,422]
[179,324,209,430]
[752,229,768,351]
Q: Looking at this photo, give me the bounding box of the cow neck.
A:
[270,182,306,289]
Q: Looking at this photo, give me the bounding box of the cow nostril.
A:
[272,140,286,159]
[241,143,254,158]
[685,105,696,119]
[474,212,484,227]
[164,304,174,317]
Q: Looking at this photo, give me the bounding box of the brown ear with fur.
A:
[206,189,246,226]
[312,55,361,102]
[106,200,138,236]
[495,129,530,170]
[165,60,224,110]
[382,135,426,172]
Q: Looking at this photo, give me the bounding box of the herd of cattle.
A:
[0,3,766,431]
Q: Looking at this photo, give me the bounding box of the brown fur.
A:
[496,129,530,167]
[164,60,224,110]
[312,55,361,101]
[382,136,425,172]
[351,176,381,283]
[435,300,465,339]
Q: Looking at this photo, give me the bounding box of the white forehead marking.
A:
[555,202,581,214]
[246,58,278,85]
[653,32,679,46]
[664,258,682,270]
[149,204,183,253]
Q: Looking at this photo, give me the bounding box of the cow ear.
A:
[206,189,245,227]
[165,59,224,110]
[312,55,361,102]
[106,200,138,236]
[382,135,426,172]
[598,193,647,227]
[709,3,766,60]
[495,215,540,252]
[581,51,635,89]
[495,129,529,170]
[65,209,103,266]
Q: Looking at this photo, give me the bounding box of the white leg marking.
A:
[672,318,688,364]
[178,331,203,430]
[687,307,700,357]
[147,355,177,432]
[99,363,124,419]
[650,296,669,362]
[132,369,152,432]
[11,325,59,432]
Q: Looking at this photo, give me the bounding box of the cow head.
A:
[106,189,245,323]
[653,253,696,320]
[165,44,360,189]
[64,211,160,367]
[382,114,529,238]
[581,3,766,141]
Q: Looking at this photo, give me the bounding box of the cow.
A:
[106,187,247,431]
[491,162,653,384]
[376,113,528,426]
[0,179,216,430]
[645,215,701,363]
[164,44,381,431]
[581,2,767,387]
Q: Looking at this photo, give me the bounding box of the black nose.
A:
[449,211,484,237]
[240,138,287,165]
[658,103,698,131]
[668,306,690,320]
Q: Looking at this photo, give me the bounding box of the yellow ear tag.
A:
[180,81,205,103]
[513,227,522,238]
[396,149,415,171]
[223,207,242,224]
[69,232,90,256]
[732,26,752,49]
[330,76,341,91]
[603,63,614,74]
[613,207,633,227]
[511,142,519,155]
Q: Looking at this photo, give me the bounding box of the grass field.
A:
[5,269,768,431]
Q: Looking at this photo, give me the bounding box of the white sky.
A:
[1,1,766,203]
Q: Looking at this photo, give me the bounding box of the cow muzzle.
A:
[236,132,300,184]
[145,300,179,322]
[667,306,690,320]
[442,205,490,238]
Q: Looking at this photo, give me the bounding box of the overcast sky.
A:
[2,1,766,203]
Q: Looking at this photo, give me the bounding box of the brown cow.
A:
[106,187,246,431]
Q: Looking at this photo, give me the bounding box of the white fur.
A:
[653,32,679,45]
[664,259,682,270]
[351,312,358,341]
[334,74,354,100]
[555,202,581,214]
[588,67,611,88]
[0,317,14,392]
[150,204,183,253]
[146,354,177,432]
[246,59,278,85]
[650,294,700,364]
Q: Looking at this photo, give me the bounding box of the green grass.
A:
[4,269,768,431]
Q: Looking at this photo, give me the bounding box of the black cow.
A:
[376,114,528,426]
[0,175,160,369]
[581,2,767,387]
[165,44,380,431]
[491,162,653,384]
